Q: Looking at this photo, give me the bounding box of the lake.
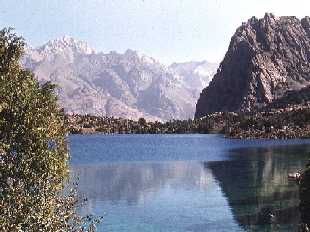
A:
[69,134,310,232]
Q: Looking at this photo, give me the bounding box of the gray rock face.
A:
[195,13,310,118]
[22,37,217,121]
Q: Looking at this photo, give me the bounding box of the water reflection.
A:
[208,144,310,231]
[70,136,310,232]
[72,161,215,205]
[72,161,243,232]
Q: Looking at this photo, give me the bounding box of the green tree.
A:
[138,117,147,126]
[0,28,96,231]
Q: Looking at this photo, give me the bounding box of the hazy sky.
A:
[0,0,309,64]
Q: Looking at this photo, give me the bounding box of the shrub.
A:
[0,28,96,231]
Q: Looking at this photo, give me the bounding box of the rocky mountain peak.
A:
[22,37,218,121]
[124,49,138,57]
[38,36,95,55]
[195,13,310,118]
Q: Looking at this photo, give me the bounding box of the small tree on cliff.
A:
[0,28,96,231]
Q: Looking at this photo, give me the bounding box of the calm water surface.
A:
[69,134,310,232]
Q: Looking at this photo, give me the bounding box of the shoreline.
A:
[66,104,310,140]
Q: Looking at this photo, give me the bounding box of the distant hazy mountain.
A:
[170,61,218,99]
[22,36,217,121]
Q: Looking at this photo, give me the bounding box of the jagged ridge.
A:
[22,37,217,121]
[195,13,310,118]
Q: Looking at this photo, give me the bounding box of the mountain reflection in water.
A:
[72,161,242,232]
[69,134,310,232]
[208,144,310,231]
[72,161,215,204]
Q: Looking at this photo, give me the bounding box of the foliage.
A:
[66,112,228,134]
[0,28,97,231]
[66,104,310,139]
[270,86,310,109]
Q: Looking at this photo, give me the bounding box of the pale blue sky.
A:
[0,0,309,64]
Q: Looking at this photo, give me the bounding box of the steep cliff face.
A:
[195,13,310,118]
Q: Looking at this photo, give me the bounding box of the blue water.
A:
[69,134,310,232]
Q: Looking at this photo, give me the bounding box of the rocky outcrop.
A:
[195,13,310,118]
[22,37,217,121]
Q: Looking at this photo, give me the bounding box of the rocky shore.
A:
[224,104,310,139]
[65,102,310,139]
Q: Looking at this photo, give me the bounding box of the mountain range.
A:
[22,37,217,121]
